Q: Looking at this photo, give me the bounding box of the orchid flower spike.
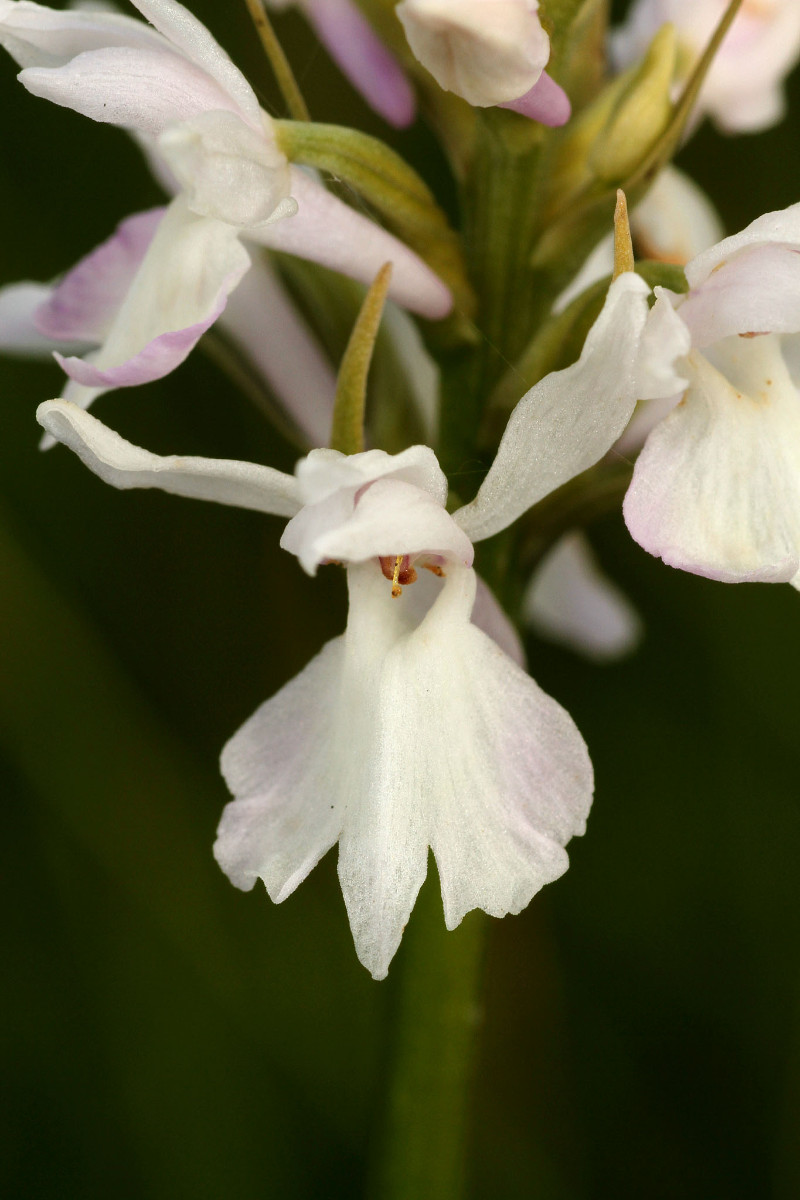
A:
[395,0,571,125]
[265,0,416,127]
[623,202,800,589]
[612,0,800,134]
[0,0,451,418]
[37,270,653,978]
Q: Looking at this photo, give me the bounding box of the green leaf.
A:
[330,262,393,455]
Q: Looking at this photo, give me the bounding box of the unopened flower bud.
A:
[396,0,550,108]
[589,23,676,183]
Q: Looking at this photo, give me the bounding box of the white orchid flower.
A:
[611,0,800,134]
[395,0,571,125]
[0,0,451,414]
[36,270,651,978]
[623,202,800,587]
[266,0,416,127]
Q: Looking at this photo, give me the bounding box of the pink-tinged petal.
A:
[623,340,800,582]
[130,0,262,127]
[20,45,243,136]
[54,312,222,389]
[455,273,652,544]
[471,574,525,666]
[282,475,473,574]
[35,208,164,343]
[677,243,800,349]
[54,197,250,394]
[37,399,301,516]
[0,281,84,357]
[523,531,642,663]
[248,168,453,320]
[0,2,165,69]
[500,71,570,126]
[218,255,336,448]
[304,0,416,127]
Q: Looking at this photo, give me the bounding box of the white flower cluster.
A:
[1,0,799,978]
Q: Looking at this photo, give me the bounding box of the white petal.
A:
[218,255,336,448]
[455,273,652,544]
[371,563,591,937]
[20,45,243,136]
[37,399,301,516]
[396,0,549,106]
[216,636,347,900]
[340,562,590,975]
[677,242,800,348]
[686,201,800,289]
[281,475,473,574]
[632,290,691,404]
[523,531,642,662]
[54,197,250,400]
[295,443,449,506]
[157,110,292,227]
[0,281,85,357]
[130,0,262,126]
[624,338,800,582]
[247,168,453,321]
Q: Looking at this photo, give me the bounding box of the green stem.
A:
[243,0,310,122]
[439,111,548,481]
[464,110,547,378]
[368,875,488,1200]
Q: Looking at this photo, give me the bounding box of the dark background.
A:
[2,2,800,1196]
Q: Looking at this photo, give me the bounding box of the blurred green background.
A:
[2,2,800,1196]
